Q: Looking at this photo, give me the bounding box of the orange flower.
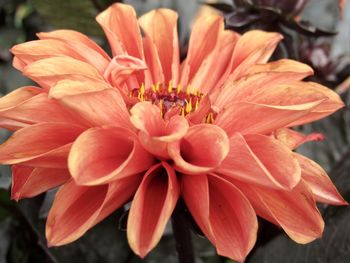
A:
[0,3,347,262]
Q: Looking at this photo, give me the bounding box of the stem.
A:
[171,202,195,263]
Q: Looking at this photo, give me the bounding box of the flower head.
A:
[0,3,347,262]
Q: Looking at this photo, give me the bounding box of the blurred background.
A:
[0,0,350,262]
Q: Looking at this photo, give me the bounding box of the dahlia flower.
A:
[0,3,347,262]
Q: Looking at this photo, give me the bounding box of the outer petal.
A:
[0,123,84,164]
[127,162,180,258]
[215,100,323,136]
[130,102,189,158]
[37,30,111,73]
[51,86,132,129]
[295,153,347,205]
[23,56,104,89]
[275,128,324,150]
[219,133,301,189]
[68,126,154,185]
[232,179,325,244]
[96,3,143,59]
[230,30,283,80]
[11,165,70,201]
[168,124,229,174]
[139,9,180,85]
[46,175,141,246]
[182,173,258,262]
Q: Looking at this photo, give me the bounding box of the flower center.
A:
[130,82,205,116]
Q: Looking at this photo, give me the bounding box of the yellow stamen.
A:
[176,84,182,94]
[195,100,199,111]
[168,81,173,93]
[185,99,192,113]
[151,84,156,93]
[155,82,160,91]
[186,84,191,95]
[206,113,214,124]
[180,107,185,116]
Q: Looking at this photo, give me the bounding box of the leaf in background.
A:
[32,0,102,36]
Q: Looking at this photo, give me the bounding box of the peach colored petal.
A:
[103,55,147,87]
[68,126,154,185]
[11,165,70,201]
[46,175,141,246]
[232,179,324,244]
[139,9,180,85]
[275,128,325,149]
[186,95,211,124]
[0,123,84,164]
[214,100,324,136]
[23,56,104,89]
[182,173,257,263]
[53,87,132,129]
[230,30,283,80]
[295,153,347,205]
[0,86,42,111]
[37,30,111,73]
[127,162,180,258]
[179,14,222,87]
[96,3,143,58]
[168,124,229,174]
[219,133,301,189]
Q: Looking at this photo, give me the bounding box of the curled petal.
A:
[37,30,110,73]
[219,133,301,189]
[46,175,141,246]
[215,100,323,136]
[295,153,347,205]
[168,124,229,174]
[103,55,147,87]
[139,9,180,84]
[182,174,257,262]
[11,165,70,201]
[96,3,144,58]
[23,56,104,89]
[127,162,180,258]
[232,179,325,244]
[0,123,84,164]
[68,126,154,185]
[52,86,132,129]
[275,128,325,149]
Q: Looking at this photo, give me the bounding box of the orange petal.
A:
[37,30,111,73]
[275,128,325,149]
[23,56,104,89]
[219,133,301,189]
[168,124,229,174]
[103,55,147,87]
[295,153,347,205]
[230,30,283,80]
[179,14,222,86]
[52,87,132,129]
[127,162,180,258]
[139,9,180,85]
[46,175,141,246]
[68,126,154,185]
[11,165,70,201]
[214,100,323,136]
[233,179,325,244]
[182,173,257,262]
[0,123,84,164]
[96,3,143,59]
[0,86,42,111]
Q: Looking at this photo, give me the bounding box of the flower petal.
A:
[139,9,180,84]
[46,175,141,246]
[37,30,111,73]
[0,123,84,164]
[168,124,229,174]
[96,3,143,59]
[182,173,257,262]
[219,133,301,189]
[0,86,41,111]
[275,128,325,149]
[127,162,180,258]
[52,87,132,129]
[11,165,70,201]
[68,126,154,185]
[23,56,104,89]
[232,179,325,244]
[214,100,323,136]
[295,153,347,205]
